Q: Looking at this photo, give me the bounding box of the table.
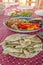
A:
[0,14,43,65]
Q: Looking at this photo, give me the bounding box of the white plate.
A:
[35,10,43,16]
[2,34,43,58]
[17,6,33,10]
[4,5,33,16]
[3,17,42,33]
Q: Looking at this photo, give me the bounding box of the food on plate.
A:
[6,18,41,31]
[11,12,18,16]
[17,21,41,30]
[6,18,19,26]
[2,34,42,58]
[11,10,33,17]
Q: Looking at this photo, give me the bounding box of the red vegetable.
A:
[17,22,40,30]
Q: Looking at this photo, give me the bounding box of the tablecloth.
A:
[0,14,43,65]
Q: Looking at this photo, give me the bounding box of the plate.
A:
[35,10,43,16]
[4,11,33,18]
[3,17,42,33]
[4,6,33,18]
[2,34,43,58]
[17,6,33,9]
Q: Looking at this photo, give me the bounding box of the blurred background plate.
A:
[4,5,33,18]
[35,10,43,16]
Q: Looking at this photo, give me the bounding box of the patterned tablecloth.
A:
[0,14,43,65]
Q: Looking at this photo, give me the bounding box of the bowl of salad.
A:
[5,8,33,19]
[11,10,33,16]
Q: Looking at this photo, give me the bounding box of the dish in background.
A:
[17,6,33,10]
[0,3,5,15]
[10,10,33,17]
[5,7,33,18]
[2,34,42,58]
[35,10,43,16]
[3,17,42,33]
